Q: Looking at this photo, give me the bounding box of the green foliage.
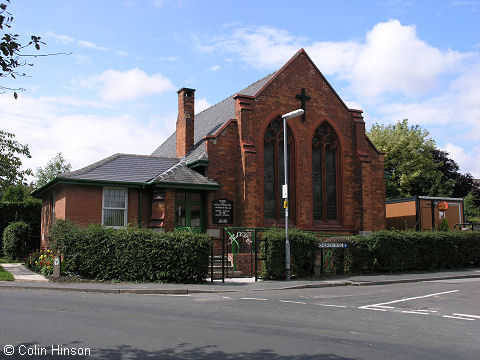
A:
[0,200,41,254]
[50,220,210,283]
[438,218,450,231]
[464,191,480,223]
[2,220,30,260]
[0,130,32,192]
[25,248,56,275]
[1,184,32,202]
[260,228,317,280]
[34,152,72,188]
[348,230,480,273]
[368,120,440,198]
[0,264,14,281]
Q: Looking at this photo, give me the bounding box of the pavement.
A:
[1,262,480,294]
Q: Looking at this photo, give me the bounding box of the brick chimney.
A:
[176,88,195,158]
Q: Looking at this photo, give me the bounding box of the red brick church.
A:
[34,49,386,248]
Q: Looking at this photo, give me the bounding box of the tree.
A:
[1,183,31,201]
[0,129,32,193]
[430,148,475,198]
[367,119,439,199]
[1,0,44,97]
[34,152,72,188]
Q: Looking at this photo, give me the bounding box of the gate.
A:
[210,227,352,282]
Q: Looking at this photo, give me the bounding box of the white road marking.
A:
[222,296,232,299]
[401,310,431,315]
[452,313,480,319]
[359,290,459,311]
[241,297,268,301]
[315,304,347,308]
[279,300,307,304]
[443,315,475,321]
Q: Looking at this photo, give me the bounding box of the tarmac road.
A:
[1,277,479,359]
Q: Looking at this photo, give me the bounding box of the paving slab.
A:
[1,263,48,282]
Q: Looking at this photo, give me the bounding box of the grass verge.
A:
[0,257,18,263]
[0,265,14,281]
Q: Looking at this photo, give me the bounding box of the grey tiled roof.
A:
[151,71,276,159]
[56,153,217,188]
[61,154,180,183]
[154,161,219,187]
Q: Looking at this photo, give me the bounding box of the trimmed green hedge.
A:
[0,200,41,255]
[260,228,317,280]
[261,229,480,279]
[50,220,210,283]
[2,221,32,260]
[350,230,480,273]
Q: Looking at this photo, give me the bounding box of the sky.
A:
[1,0,479,180]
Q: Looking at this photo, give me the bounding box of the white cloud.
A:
[443,143,480,178]
[209,65,220,71]
[195,98,211,113]
[350,20,467,97]
[46,31,75,44]
[200,20,470,98]
[78,40,110,51]
[0,95,173,176]
[79,68,175,102]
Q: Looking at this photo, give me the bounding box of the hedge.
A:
[349,230,480,273]
[3,221,31,260]
[260,228,317,280]
[50,220,210,283]
[261,229,480,279]
[0,200,41,255]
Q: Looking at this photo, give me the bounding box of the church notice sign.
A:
[212,199,233,225]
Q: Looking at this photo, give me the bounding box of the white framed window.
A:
[102,187,128,227]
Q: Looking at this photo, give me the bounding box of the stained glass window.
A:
[312,123,338,221]
[264,117,294,221]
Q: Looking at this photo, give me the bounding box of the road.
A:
[1,278,479,359]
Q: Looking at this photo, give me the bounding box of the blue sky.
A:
[1,0,479,179]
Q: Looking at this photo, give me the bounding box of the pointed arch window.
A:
[264,117,295,222]
[312,122,339,221]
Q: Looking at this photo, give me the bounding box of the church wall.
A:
[205,120,243,243]
[230,51,384,233]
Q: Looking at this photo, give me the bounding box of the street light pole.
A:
[281,108,304,281]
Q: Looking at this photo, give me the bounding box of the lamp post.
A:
[282,108,304,281]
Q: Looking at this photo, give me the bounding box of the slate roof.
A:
[154,161,218,186]
[151,71,276,159]
[47,153,218,189]
[60,154,180,183]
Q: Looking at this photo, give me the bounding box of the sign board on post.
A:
[212,199,233,225]
[53,256,61,279]
[318,243,348,248]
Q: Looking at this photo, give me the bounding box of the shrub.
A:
[260,228,317,280]
[0,200,41,254]
[25,249,56,276]
[2,221,31,260]
[50,220,210,283]
[348,230,480,273]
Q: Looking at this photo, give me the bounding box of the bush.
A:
[260,228,317,280]
[25,249,56,276]
[0,200,41,255]
[2,221,31,260]
[348,230,480,273]
[50,220,210,283]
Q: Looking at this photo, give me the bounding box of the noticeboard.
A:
[212,199,233,225]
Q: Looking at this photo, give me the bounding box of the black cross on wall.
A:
[296,88,311,122]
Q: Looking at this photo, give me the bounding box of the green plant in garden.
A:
[0,264,14,281]
[2,220,30,260]
[438,218,450,231]
[25,249,57,276]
